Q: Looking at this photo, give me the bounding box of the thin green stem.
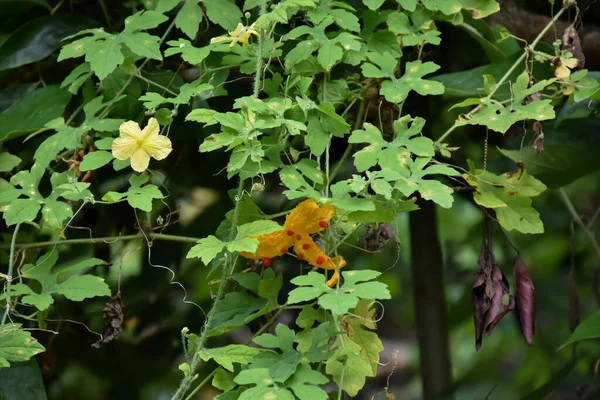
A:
[560,188,600,261]
[329,90,368,182]
[100,18,177,119]
[252,1,268,98]
[99,0,112,28]
[434,6,567,146]
[171,181,245,400]
[183,369,217,400]
[135,72,178,96]
[337,363,346,400]
[183,303,308,399]
[1,233,200,250]
[1,224,21,325]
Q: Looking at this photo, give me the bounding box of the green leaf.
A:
[361,52,397,78]
[295,159,325,184]
[79,151,114,171]
[208,291,270,337]
[254,324,295,351]
[459,0,500,19]
[85,37,124,81]
[318,293,359,315]
[165,39,210,64]
[318,102,350,136]
[123,10,168,32]
[417,179,455,209]
[119,32,162,60]
[363,0,385,10]
[0,14,97,71]
[0,85,71,144]
[464,165,546,234]
[204,0,243,31]
[0,324,45,368]
[0,359,47,398]
[41,200,73,229]
[380,61,444,103]
[226,237,259,253]
[1,199,41,226]
[199,344,263,372]
[16,251,110,311]
[387,10,441,46]
[344,299,383,375]
[285,40,317,71]
[326,340,372,396]
[174,0,203,39]
[250,350,302,383]
[213,369,236,392]
[125,174,163,212]
[348,123,384,171]
[316,40,343,71]
[288,272,329,304]
[454,72,555,133]
[331,197,376,212]
[330,9,360,32]
[296,306,326,329]
[0,153,21,172]
[236,220,283,238]
[187,235,227,264]
[558,311,600,350]
[56,275,111,302]
[234,367,272,385]
[305,114,329,156]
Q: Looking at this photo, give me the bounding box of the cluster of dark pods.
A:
[472,235,535,351]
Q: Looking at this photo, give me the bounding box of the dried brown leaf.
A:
[93,292,124,348]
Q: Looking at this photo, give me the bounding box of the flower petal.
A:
[112,136,138,160]
[120,120,142,140]
[210,36,233,44]
[130,148,151,172]
[229,23,244,37]
[142,134,173,160]
[140,117,160,140]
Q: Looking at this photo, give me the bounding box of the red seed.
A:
[302,243,310,250]
[281,247,288,254]
[297,253,304,260]
[286,230,294,236]
[261,257,271,267]
[316,256,325,265]
[319,221,329,229]
[296,234,302,240]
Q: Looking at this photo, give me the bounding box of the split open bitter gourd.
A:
[239,199,346,287]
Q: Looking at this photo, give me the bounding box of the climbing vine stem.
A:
[1,223,21,325]
[434,5,567,146]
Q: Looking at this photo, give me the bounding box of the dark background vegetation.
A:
[1,0,600,399]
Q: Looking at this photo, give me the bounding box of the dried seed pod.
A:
[514,256,535,346]
[485,264,514,335]
[531,121,544,154]
[562,24,585,69]
[472,274,487,351]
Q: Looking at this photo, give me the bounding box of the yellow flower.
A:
[112,118,172,173]
[210,23,259,47]
[239,199,346,287]
[555,57,578,81]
